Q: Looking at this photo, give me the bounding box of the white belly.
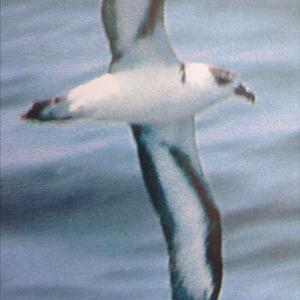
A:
[66,63,233,124]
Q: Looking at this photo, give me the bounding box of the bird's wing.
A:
[102,0,179,72]
[131,119,222,299]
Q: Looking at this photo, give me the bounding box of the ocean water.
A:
[1,0,300,299]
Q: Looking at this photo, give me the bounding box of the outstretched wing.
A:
[131,119,222,299]
[102,0,179,72]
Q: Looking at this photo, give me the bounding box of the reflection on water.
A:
[1,0,300,299]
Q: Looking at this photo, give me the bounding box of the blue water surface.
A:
[1,0,300,299]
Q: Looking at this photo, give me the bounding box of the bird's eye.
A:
[53,97,61,104]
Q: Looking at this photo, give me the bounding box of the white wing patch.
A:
[139,122,214,299]
[102,0,179,71]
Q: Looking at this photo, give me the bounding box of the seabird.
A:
[22,1,255,299]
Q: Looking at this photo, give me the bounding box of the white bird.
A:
[22,1,255,299]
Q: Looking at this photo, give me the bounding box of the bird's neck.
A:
[132,121,222,300]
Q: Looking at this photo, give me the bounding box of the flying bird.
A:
[22,1,255,299]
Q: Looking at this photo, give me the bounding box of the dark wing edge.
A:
[101,0,178,71]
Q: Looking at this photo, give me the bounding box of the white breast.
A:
[66,63,234,124]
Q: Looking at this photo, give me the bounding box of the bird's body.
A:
[22,1,255,299]
[36,63,239,123]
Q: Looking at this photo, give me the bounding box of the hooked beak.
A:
[234,84,255,103]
